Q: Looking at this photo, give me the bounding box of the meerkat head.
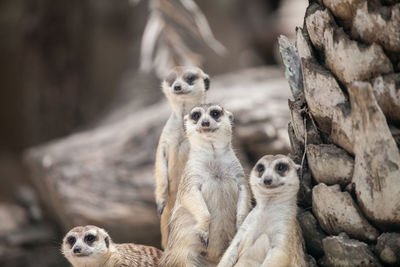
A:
[62,225,113,267]
[250,155,300,201]
[162,66,210,103]
[184,104,233,145]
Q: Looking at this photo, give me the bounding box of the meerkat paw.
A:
[197,229,209,248]
[157,199,166,216]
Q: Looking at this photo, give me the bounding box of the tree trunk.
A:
[280,0,400,265]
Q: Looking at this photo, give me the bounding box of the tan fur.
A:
[155,66,210,249]
[62,225,162,267]
[160,104,251,267]
[218,155,306,267]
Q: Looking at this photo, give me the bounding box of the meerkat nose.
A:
[73,246,82,254]
[174,83,182,91]
[263,177,272,185]
[201,120,210,127]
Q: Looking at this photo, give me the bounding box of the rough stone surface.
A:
[312,183,379,241]
[301,58,353,154]
[371,74,400,125]
[323,0,364,28]
[298,210,326,257]
[307,144,353,185]
[349,82,400,229]
[322,234,382,267]
[376,232,400,266]
[305,4,393,85]
[352,2,400,53]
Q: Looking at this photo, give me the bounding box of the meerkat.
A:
[62,225,162,267]
[217,154,306,267]
[160,104,251,267]
[156,66,210,249]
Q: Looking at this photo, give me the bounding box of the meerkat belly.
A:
[202,172,239,261]
[235,233,270,267]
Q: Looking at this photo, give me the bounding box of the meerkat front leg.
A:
[261,247,290,267]
[155,142,169,215]
[181,185,211,247]
[236,181,250,228]
[217,230,244,267]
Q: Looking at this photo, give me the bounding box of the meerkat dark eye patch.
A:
[165,73,177,87]
[275,162,289,175]
[84,234,97,244]
[210,109,221,119]
[191,111,201,121]
[256,164,265,177]
[67,236,76,246]
[184,73,198,85]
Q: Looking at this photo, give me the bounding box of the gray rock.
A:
[312,183,379,242]
[376,232,400,266]
[322,234,381,267]
[307,144,353,185]
[298,210,326,257]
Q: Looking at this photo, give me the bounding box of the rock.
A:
[349,81,400,229]
[322,234,382,267]
[312,183,379,241]
[371,74,400,125]
[376,232,400,266]
[352,2,400,53]
[0,204,28,234]
[323,0,364,28]
[307,144,353,185]
[305,4,393,85]
[301,58,353,154]
[305,254,318,267]
[24,67,292,246]
[297,210,326,257]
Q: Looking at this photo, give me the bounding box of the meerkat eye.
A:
[67,236,76,246]
[185,74,197,85]
[210,109,221,119]
[191,111,201,121]
[84,234,96,244]
[275,162,289,174]
[256,164,265,175]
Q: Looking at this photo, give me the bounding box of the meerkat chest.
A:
[199,160,240,205]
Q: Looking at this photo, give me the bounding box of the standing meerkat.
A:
[155,66,210,249]
[62,225,162,267]
[160,104,251,267]
[217,155,306,267]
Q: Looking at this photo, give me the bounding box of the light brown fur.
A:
[160,104,251,267]
[155,66,210,249]
[218,155,306,267]
[62,225,162,267]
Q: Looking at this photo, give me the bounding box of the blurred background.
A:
[0,0,306,266]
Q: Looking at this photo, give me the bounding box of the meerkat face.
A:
[162,66,210,101]
[62,225,111,266]
[250,155,300,198]
[184,104,233,142]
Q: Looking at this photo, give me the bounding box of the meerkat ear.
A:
[204,76,210,91]
[105,236,110,248]
[226,111,233,123]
